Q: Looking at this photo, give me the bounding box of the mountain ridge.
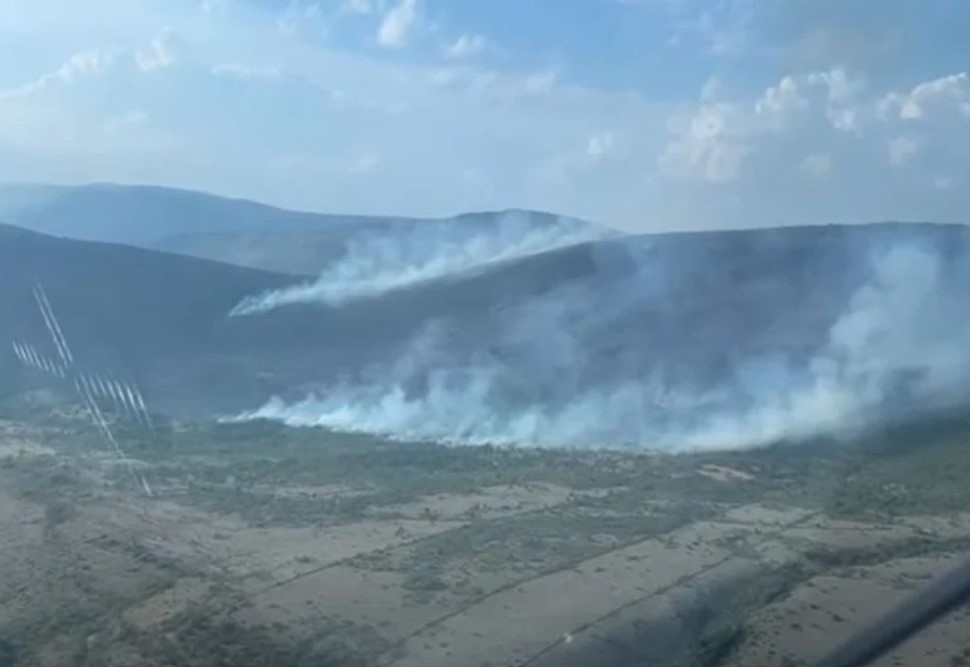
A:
[0,183,605,276]
[3,218,970,449]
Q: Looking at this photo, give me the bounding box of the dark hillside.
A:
[2,220,969,447]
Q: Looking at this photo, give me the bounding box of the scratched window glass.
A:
[2,2,970,667]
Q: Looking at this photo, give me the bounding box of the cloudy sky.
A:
[1,0,968,230]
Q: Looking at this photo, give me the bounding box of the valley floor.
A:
[1,411,970,667]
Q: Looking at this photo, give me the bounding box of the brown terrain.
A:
[2,401,970,667]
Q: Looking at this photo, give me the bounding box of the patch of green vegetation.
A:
[121,417,861,525]
[826,418,970,518]
[43,498,77,536]
[686,561,815,667]
[713,535,970,667]
[696,623,746,667]
[394,501,712,604]
[3,454,96,509]
[140,603,381,667]
[180,482,434,527]
[804,535,970,570]
[699,413,970,518]
[0,638,17,667]
[13,406,865,510]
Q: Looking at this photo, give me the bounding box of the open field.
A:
[2,403,970,667]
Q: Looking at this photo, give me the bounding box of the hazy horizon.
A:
[2,1,968,232]
[4,180,970,236]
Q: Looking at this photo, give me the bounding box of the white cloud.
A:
[807,68,865,131]
[444,34,487,60]
[753,69,863,132]
[660,103,749,182]
[654,0,753,58]
[378,0,419,48]
[755,75,805,119]
[2,0,968,232]
[887,135,921,167]
[60,49,116,80]
[808,68,864,105]
[669,65,970,226]
[699,77,723,103]
[135,28,178,71]
[658,65,956,206]
[879,72,970,121]
[0,48,118,99]
[586,133,617,162]
[826,107,857,132]
[799,153,833,178]
[276,2,323,35]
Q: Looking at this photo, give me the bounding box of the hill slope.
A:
[2,220,969,449]
[0,183,605,275]
[0,183,389,244]
[0,223,307,414]
[235,220,970,448]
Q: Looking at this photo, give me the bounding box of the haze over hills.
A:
[0,183,608,276]
[237,220,970,448]
[3,215,970,450]
[0,182,410,245]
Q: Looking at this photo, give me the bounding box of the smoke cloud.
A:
[230,211,608,315]
[234,231,970,451]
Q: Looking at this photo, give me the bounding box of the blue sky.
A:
[1,0,968,230]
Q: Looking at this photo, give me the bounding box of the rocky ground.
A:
[2,403,970,667]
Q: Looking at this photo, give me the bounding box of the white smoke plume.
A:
[230,212,608,315]
[236,242,970,451]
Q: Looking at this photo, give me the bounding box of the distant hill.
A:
[2,219,969,449]
[0,222,301,415]
[0,183,66,215]
[0,183,386,244]
[0,183,606,275]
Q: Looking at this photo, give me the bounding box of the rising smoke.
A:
[230,211,609,315]
[234,228,970,451]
